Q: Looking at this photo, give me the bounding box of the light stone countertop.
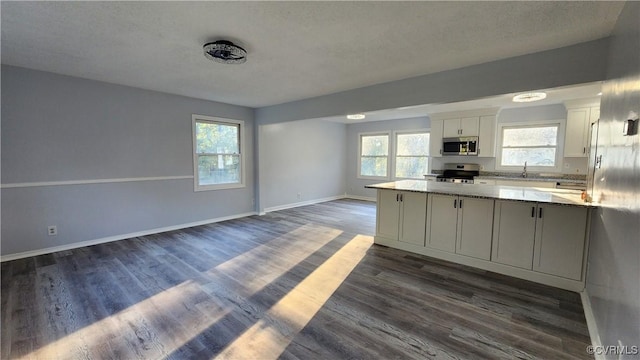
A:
[366,180,595,207]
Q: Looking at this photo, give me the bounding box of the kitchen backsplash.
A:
[478,171,587,181]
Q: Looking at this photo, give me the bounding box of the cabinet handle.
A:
[539,207,543,218]
[583,147,586,154]
[459,199,463,208]
[454,199,457,208]
[396,194,399,202]
[400,194,403,202]
[531,206,535,217]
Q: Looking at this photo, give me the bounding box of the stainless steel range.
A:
[436,163,480,184]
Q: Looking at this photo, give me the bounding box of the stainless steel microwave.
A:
[442,136,478,156]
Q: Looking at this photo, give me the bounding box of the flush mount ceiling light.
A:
[203,40,247,64]
[512,92,547,103]
[347,114,366,120]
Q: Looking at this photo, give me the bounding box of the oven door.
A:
[443,138,464,155]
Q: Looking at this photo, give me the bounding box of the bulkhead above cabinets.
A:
[430,108,499,158]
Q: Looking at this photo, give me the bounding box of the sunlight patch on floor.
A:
[20,280,230,360]
[210,223,344,296]
[214,234,373,360]
[21,224,343,359]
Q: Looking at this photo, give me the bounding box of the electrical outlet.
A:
[47,225,57,236]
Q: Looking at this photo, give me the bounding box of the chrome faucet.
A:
[522,161,527,178]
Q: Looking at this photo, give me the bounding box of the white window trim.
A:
[192,114,246,191]
[495,119,565,173]
[357,131,391,180]
[393,129,430,180]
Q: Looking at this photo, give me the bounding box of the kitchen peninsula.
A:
[366,180,594,291]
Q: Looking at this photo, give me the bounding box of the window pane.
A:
[196,122,239,154]
[397,133,429,156]
[503,126,557,147]
[501,148,556,166]
[396,156,428,179]
[198,154,240,185]
[360,157,387,177]
[361,135,388,156]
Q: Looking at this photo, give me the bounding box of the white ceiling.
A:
[1,1,624,108]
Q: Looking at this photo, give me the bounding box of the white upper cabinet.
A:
[478,115,496,157]
[460,117,479,136]
[443,117,479,137]
[430,119,444,157]
[564,106,600,157]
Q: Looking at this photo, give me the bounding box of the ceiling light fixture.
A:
[347,114,366,120]
[203,40,247,64]
[512,92,547,103]
[597,92,603,96]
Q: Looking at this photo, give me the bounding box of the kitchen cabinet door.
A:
[443,118,461,138]
[399,192,427,246]
[460,117,479,136]
[376,190,401,240]
[427,194,457,252]
[478,115,496,157]
[430,119,443,157]
[565,108,590,157]
[457,197,494,260]
[491,200,536,269]
[533,204,587,280]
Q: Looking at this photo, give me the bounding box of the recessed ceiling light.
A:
[347,114,366,120]
[597,92,603,96]
[512,92,547,103]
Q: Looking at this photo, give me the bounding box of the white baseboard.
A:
[581,289,604,360]
[344,195,377,202]
[263,195,346,213]
[0,211,257,262]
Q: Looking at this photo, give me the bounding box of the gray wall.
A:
[586,1,640,353]
[1,65,255,257]
[346,117,430,199]
[256,38,610,124]
[258,119,346,211]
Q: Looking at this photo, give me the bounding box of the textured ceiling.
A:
[1,1,624,108]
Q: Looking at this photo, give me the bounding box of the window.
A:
[192,115,244,191]
[395,132,430,179]
[358,133,389,178]
[498,122,560,170]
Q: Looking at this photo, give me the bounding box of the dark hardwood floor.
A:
[1,199,593,359]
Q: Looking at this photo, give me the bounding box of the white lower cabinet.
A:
[533,204,587,280]
[376,190,427,246]
[457,197,495,260]
[427,194,494,260]
[492,201,537,269]
[426,194,458,252]
[492,200,588,280]
[376,190,401,240]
